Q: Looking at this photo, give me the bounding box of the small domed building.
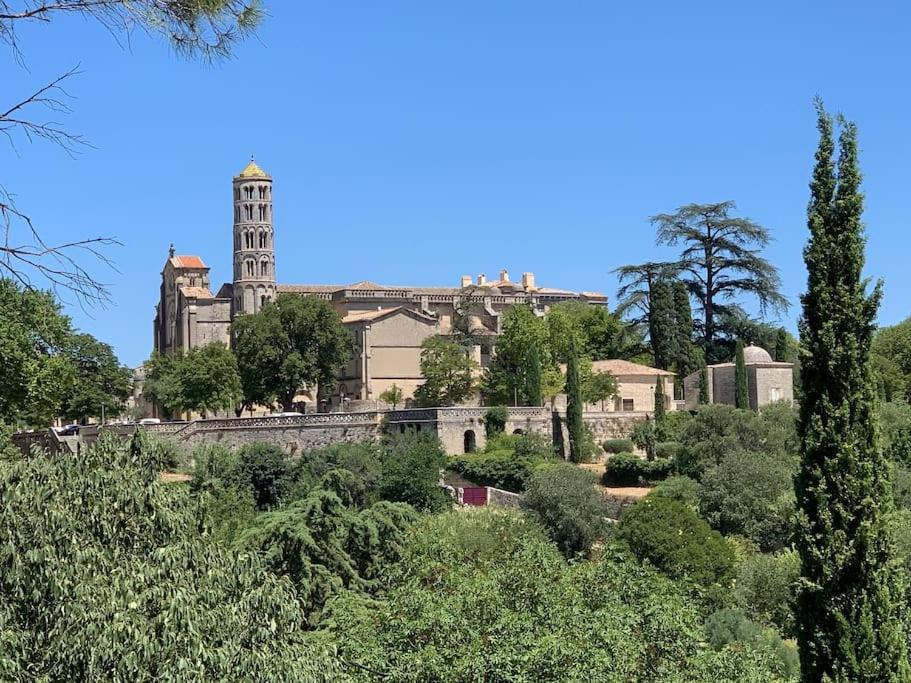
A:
[683,344,793,411]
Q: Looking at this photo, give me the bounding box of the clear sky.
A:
[6,1,911,367]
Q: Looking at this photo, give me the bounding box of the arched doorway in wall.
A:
[463,429,477,453]
[512,428,524,435]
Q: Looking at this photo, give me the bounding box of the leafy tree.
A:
[379,383,403,409]
[650,202,788,362]
[546,300,629,361]
[649,278,678,370]
[483,405,507,437]
[233,294,352,411]
[482,304,549,405]
[872,317,911,403]
[734,339,749,409]
[703,608,799,680]
[1,1,262,305]
[379,432,449,512]
[583,369,617,411]
[565,337,585,462]
[524,345,543,406]
[796,102,909,680]
[617,494,736,591]
[698,449,795,551]
[327,509,782,681]
[521,462,605,557]
[413,335,477,407]
[734,549,800,638]
[59,332,131,422]
[0,432,342,680]
[0,278,74,426]
[230,442,291,510]
[143,343,242,417]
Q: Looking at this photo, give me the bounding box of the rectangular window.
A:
[622,398,634,411]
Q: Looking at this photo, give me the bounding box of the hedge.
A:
[604,453,674,487]
[603,439,634,454]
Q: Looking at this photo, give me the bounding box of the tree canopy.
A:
[143,342,242,417]
[413,335,477,407]
[233,294,352,411]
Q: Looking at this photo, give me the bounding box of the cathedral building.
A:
[153,159,608,408]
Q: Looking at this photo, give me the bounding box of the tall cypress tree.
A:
[524,346,543,406]
[795,102,908,681]
[565,338,584,463]
[672,281,699,373]
[774,327,790,362]
[648,278,677,370]
[653,375,667,440]
[698,364,710,405]
[734,339,749,409]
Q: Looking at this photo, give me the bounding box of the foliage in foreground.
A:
[0,433,341,682]
[325,509,792,682]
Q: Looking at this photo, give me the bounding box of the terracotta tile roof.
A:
[347,280,387,290]
[179,286,214,300]
[559,359,675,377]
[170,255,207,270]
[277,284,344,293]
[342,306,437,324]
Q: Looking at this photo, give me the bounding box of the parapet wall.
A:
[13,407,647,458]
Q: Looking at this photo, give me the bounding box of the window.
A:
[622,398,634,411]
[259,231,266,248]
[260,260,269,276]
[246,260,254,277]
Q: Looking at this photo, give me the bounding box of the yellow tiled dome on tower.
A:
[238,156,268,178]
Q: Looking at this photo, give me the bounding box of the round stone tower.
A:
[232,157,276,315]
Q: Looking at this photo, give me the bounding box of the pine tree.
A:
[734,339,749,409]
[524,346,543,406]
[698,364,710,405]
[565,338,584,463]
[774,327,790,362]
[649,279,677,370]
[795,102,909,681]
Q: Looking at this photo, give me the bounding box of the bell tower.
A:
[232,156,276,315]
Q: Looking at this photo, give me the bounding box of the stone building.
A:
[683,344,794,411]
[557,359,676,413]
[151,159,608,408]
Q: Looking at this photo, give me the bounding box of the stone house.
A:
[683,344,794,411]
[557,359,676,413]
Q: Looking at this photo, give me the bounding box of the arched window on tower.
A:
[258,231,265,248]
[246,260,254,277]
[260,260,269,277]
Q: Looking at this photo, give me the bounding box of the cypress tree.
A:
[672,281,698,373]
[653,375,667,440]
[774,327,790,362]
[698,364,710,405]
[795,102,908,681]
[565,337,584,463]
[524,346,543,406]
[648,278,677,370]
[734,339,749,409]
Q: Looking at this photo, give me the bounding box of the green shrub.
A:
[512,431,556,459]
[651,475,700,509]
[603,438,634,454]
[655,441,682,459]
[704,608,800,680]
[232,442,291,510]
[617,494,736,590]
[733,549,800,638]
[449,451,538,493]
[484,405,508,437]
[380,432,450,512]
[521,463,607,557]
[603,453,674,486]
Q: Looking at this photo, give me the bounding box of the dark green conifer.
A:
[565,338,584,463]
[698,364,709,405]
[774,327,790,362]
[648,279,677,370]
[734,339,749,409]
[795,101,909,681]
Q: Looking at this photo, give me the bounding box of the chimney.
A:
[477,273,487,286]
[460,275,472,288]
[499,268,509,282]
[522,272,536,290]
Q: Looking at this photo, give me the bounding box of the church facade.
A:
[153,160,608,408]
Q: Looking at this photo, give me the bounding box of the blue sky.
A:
[5,1,911,367]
